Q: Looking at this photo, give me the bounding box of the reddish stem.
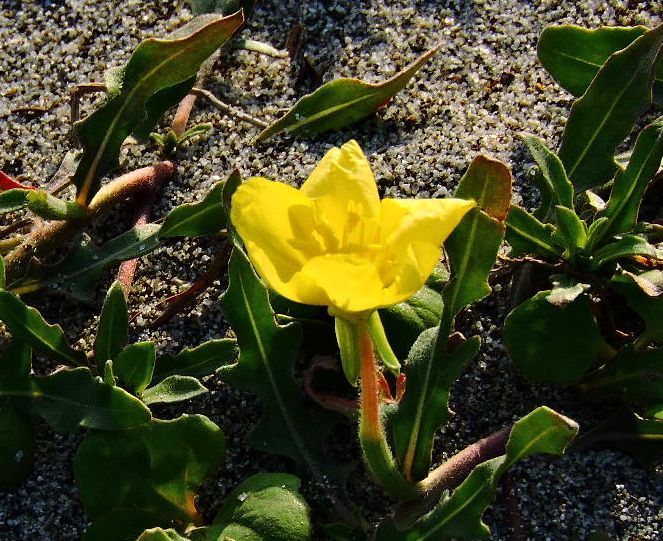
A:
[171,94,198,137]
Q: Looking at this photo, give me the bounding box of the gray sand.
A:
[1,0,662,539]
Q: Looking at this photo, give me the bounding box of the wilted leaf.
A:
[0,290,84,364]
[73,12,244,203]
[94,281,129,371]
[153,339,237,384]
[256,44,440,141]
[504,291,604,384]
[558,24,663,190]
[538,25,663,106]
[75,415,224,539]
[160,181,227,238]
[141,375,207,405]
[376,407,577,540]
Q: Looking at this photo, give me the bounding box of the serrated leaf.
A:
[256,45,440,142]
[219,248,349,499]
[75,415,224,538]
[152,339,237,384]
[13,224,161,301]
[0,188,30,214]
[95,281,129,371]
[558,24,663,190]
[537,25,663,106]
[602,117,663,238]
[580,346,663,405]
[25,190,87,221]
[0,367,152,433]
[589,234,657,270]
[377,407,577,540]
[0,403,35,490]
[611,270,663,342]
[141,375,207,405]
[505,205,564,259]
[504,291,603,384]
[522,134,574,216]
[387,329,480,481]
[115,342,156,395]
[160,181,227,238]
[192,473,311,541]
[0,290,84,364]
[73,12,244,203]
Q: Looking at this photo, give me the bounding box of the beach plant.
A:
[223,139,578,538]
[503,23,663,461]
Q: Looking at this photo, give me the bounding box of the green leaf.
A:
[142,375,207,405]
[219,248,349,499]
[255,45,440,142]
[380,285,443,360]
[537,25,663,106]
[546,274,590,307]
[75,415,224,536]
[0,367,152,433]
[153,339,237,384]
[554,205,587,252]
[115,342,156,395]
[611,270,663,342]
[133,77,196,141]
[386,156,510,481]
[94,281,129,371]
[387,329,480,481]
[589,234,657,269]
[135,529,189,541]
[0,403,35,490]
[0,290,84,364]
[505,205,564,259]
[0,188,30,214]
[523,134,574,213]
[72,12,244,203]
[25,190,87,221]
[504,291,603,384]
[580,346,663,405]
[575,409,662,468]
[160,181,227,238]
[192,473,311,541]
[602,117,663,238]
[376,407,577,540]
[14,224,161,301]
[443,156,511,317]
[558,24,663,190]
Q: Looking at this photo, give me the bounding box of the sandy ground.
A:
[0,0,662,539]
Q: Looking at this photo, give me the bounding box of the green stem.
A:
[358,321,419,500]
[366,311,401,375]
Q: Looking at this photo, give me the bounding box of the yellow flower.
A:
[230,140,475,316]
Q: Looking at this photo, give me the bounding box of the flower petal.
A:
[231,177,320,297]
[301,140,381,247]
[379,198,476,300]
[291,253,386,313]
